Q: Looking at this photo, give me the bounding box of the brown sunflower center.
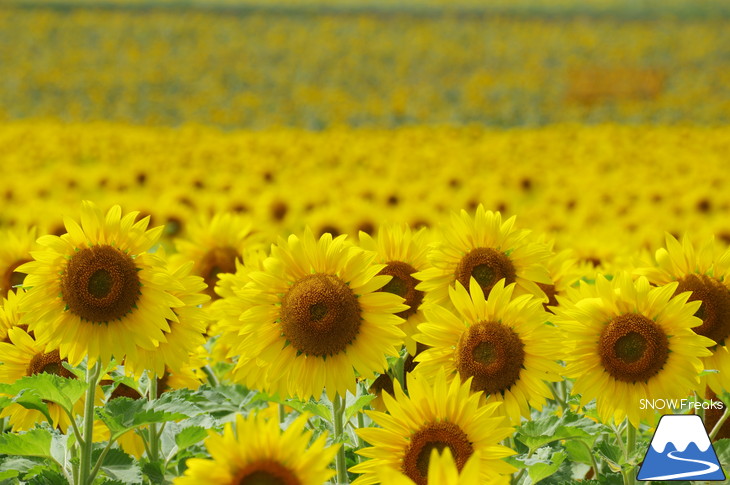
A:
[599,313,669,383]
[199,246,240,300]
[280,273,361,357]
[675,274,730,347]
[455,320,525,395]
[234,460,301,485]
[2,258,30,295]
[378,261,424,319]
[61,245,141,323]
[402,421,474,485]
[537,282,559,313]
[27,349,75,379]
[455,248,516,296]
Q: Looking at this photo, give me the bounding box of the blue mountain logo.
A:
[637,414,725,481]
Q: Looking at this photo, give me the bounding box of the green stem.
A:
[710,404,730,440]
[334,394,349,484]
[88,438,114,483]
[201,365,219,387]
[148,374,160,463]
[78,361,102,485]
[576,439,599,480]
[549,384,568,412]
[356,412,366,462]
[624,421,636,485]
[278,403,286,424]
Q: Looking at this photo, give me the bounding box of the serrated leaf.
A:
[345,395,376,422]
[0,374,86,414]
[96,398,188,439]
[141,461,165,484]
[0,429,52,458]
[595,441,622,472]
[517,413,603,452]
[25,468,67,485]
[0,456,45,479]
[528,450,567,484]
[96,449,142,484]
[713,438,730,468]
[174,426,207,450]
[563,439,593,465]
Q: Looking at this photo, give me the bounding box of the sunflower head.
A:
[377,449,497,485]
[553,273,715,427]
[18,201,183,367]
[0,226,36,297]
[352,368,515,485]
[174,412,338,485]
[414,205,551,307]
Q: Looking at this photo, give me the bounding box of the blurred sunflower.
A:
[377,449,490,485]
[414,278,562,424]
[226,229,406,400]
[552,273,714,427]
[18,201,183,367]
[351,368,515,485]
[174,412,338,485]
[0,226,36,297]
[173,212,258,300]
[0,326,94,432]
[0,289,26,342]
[636,233,730,394]
[359,224,431,355]
[414,205,551,307]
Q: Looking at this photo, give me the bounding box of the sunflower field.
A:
[2,0,730,484]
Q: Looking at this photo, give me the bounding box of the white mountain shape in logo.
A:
[650,415,712,453]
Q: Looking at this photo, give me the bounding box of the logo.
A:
[637,414,725,481]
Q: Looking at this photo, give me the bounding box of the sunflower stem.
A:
[148,373,161,463]
[279,403,286,424]
[334,393,349,484]
[78,361,101,485]
[549,383,568,412]
[357,411,366,462]
[625,421,636,485]
[88,437,114,484]
[710,403,730,440]
[201,364,219,387]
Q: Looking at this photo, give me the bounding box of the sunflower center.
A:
[379,261,424,319]
[455,320,525,395]
[199,246,240,300]
[537,282,559,313]
[235,460,302,485]
[402,421,473,485]
[61,245,141,323]
[27,350,75,379]
[281,273,361,357]
[455,248,516,296]
[675,274,730,347]
[2,258,30,295]
[599,313,669,383]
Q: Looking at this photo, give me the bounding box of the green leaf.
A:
[595,441,622,472]
[0,429,52,458]
[713,438,730,469]
[0,456,45,479]
[516,413,603,453]
[174,426,208,451]
[563,439,594,466]
[0,374,86,414]
[26,468,67,485]
[285,398,332,422]
[345,395,376,422]
[95,449,142,484]
[528,450,567,484]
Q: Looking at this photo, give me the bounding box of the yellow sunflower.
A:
[174,412,338,485]
[18,201,184,367]
[414,278,562,424]
[124,259,209,377]
[552,273,714,427]
[226,228,406,400]
[0,226,37,297]
[0,289,26,342]
[377,449,490,485]
[635,233,730,394]
[351,368,515,485]
[414,205,551,307]
[173,212,259,301]
[0,326,102,432]
[359,224,431,355]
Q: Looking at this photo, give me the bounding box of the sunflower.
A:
[18,201,184,367]
[173,212,259,300]
[0,289,26,342]
[174,412,338,485]
[414,205,551,308]
[226,228,406,400]
[636,233,730,394]
[377,449,490,485]
[0,326,101,432]
[359,224,431,355]
[124,259,209,377]
[351,368,515,485]
[0,226,37,297]
[552,273,714,427]
[414,278,562,424]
